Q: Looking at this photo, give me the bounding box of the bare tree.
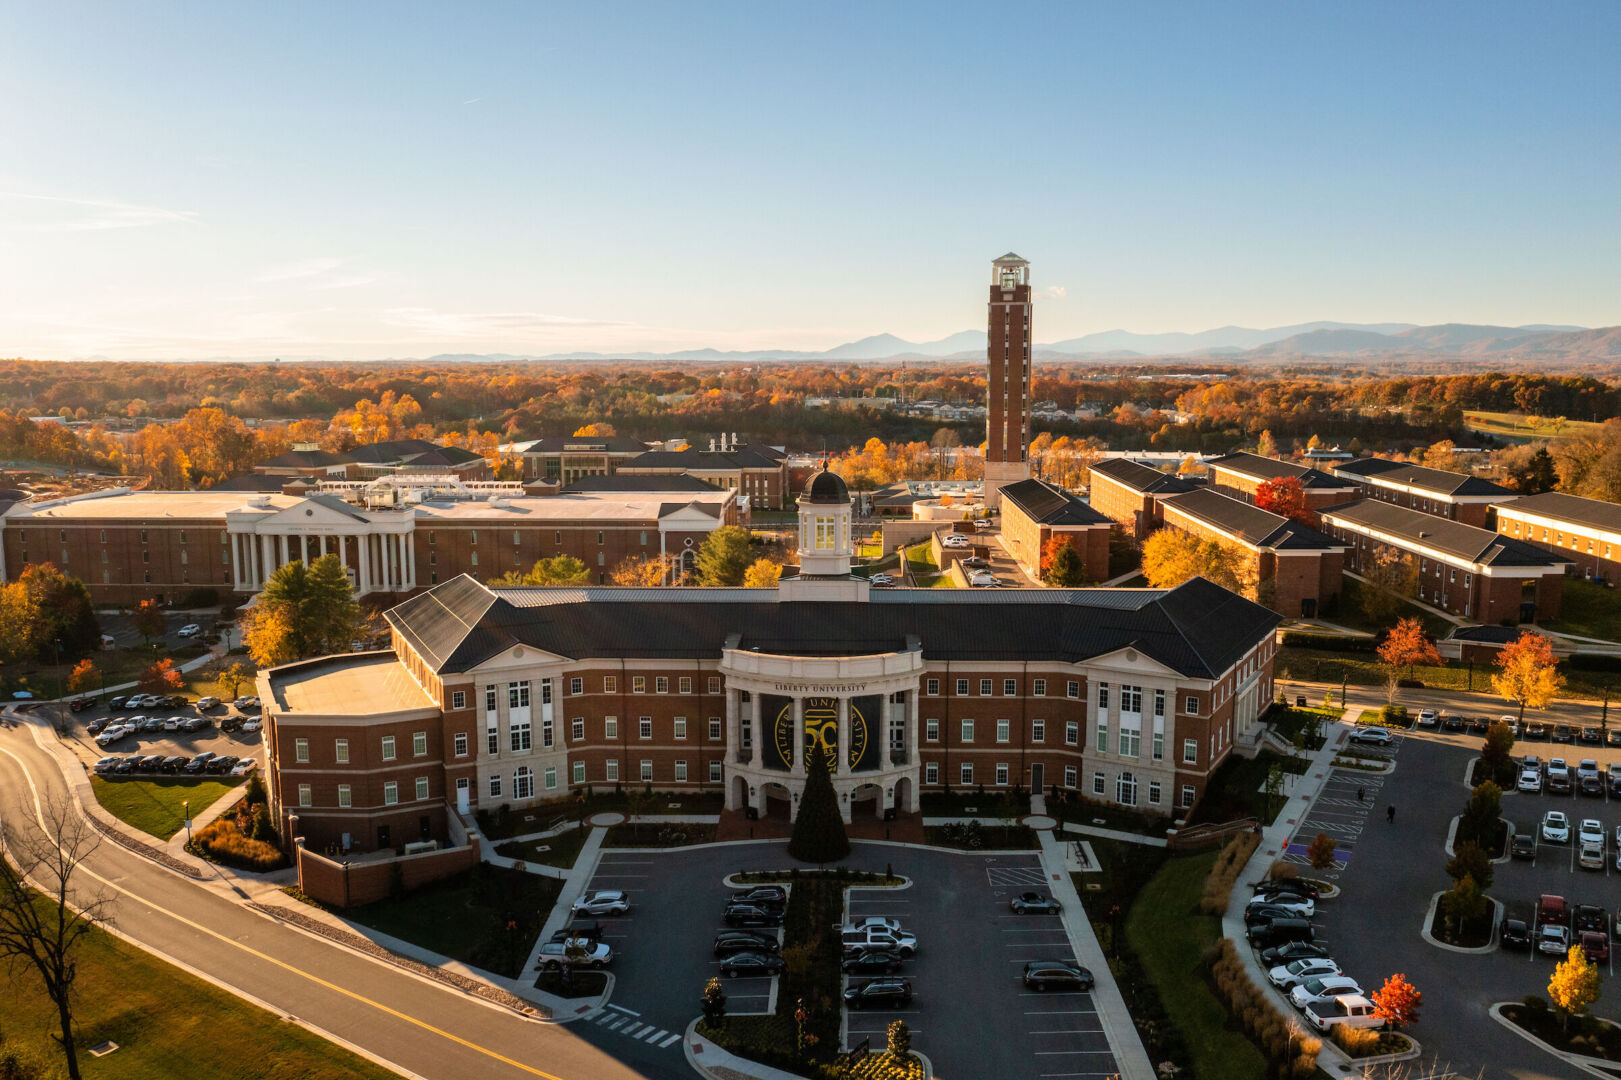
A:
[0,794,112,1080]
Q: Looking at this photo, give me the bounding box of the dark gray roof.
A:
[260,439,484,471]
[1160,488,1343,551]
[384,574,1280,680]
[259,448,347,469]
[1320,499,1570,568]
[624,446,784,471]
[1495,491,1621,534]
[560,474,724,494]
[1001,479,1111,527]
[802,468,850,504]
[517,435,651,454]
[1444,624,1524,645]
[213,473,316,492]
[1207,452,1355,491]
[1089,458,1198,495]
[1332,458,1510,498]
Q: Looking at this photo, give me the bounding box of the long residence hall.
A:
[259,467,1282,854]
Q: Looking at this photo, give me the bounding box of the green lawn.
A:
[1278,645,1621,702]
[1464,410,1605,442]
[91,776,241,840]
[1126,851,1268,1080]
[1187,749,1309,826]
[1542,578,1621,643]
[916,572,959,588]
[1,894,399,1080]
[494,827,590,869]
[1331,576,1454,638]
[904,542,938,573]
[344,864,560,978]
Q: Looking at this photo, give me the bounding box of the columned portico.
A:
[225,495,414,597]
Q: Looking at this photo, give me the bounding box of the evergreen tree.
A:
[1044,542,1087,586]
[245,554,363,665]
[694,526,753,586]
[788,743,850,865]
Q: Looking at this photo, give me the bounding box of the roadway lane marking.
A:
[0,746,573,1080]
[592,1013,613,1025]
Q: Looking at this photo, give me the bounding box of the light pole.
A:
[182,799,191,846]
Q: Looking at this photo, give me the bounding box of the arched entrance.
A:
[893,776,913,814]
[849,782,884,823]
[760,781,793,821]
[732,774,751,812]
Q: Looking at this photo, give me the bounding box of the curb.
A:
[1419,889,1502,954]
[1488,1002,1621,1079]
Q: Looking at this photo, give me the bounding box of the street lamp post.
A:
[182,799,191,846]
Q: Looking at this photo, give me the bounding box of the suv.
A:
[535,939,612,970]
[1350,727,1392,746]
[1416,710,1438,728]
[731,886,787,908]
[1247,918,1313,949]
[1501,918,1532,950]
[840,926,917,958]
[183,751,217,774]
[1539,924,1572,956]
[1575,905,1608,933]
[1511,833,1537,860]
[1542,812,1571,843]
[1518,765,1544,793]
[713,931,780,957]
[1539,894,1569,926]
[571,890,630,916]
[843,979,913,1009]
[724,904,783,928]
[1578,760,1603,796]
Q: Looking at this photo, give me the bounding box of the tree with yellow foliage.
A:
[0,581,40,665]
[611,554,678,587]
[1549,944,1602,1034]
[1140,529,1254,598]
[1491,630,1565,723]
[572,423,617,437]
[742,557,782,588]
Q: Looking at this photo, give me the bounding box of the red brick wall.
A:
[3,519,238,606]
[295,839,481,908]
[1088,471,1159,541]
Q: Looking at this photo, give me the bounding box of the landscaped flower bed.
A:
[1504,999,1621,1060]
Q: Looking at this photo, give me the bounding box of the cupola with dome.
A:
[779,460,868,601]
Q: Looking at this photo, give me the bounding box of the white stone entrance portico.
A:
[720,642,923,822]
[226,495,416,596]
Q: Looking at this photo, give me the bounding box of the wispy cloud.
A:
[1036,285,1068,301]
[255,257,350,283]
[0,192,200,232]
[382,307,623,338]
[462,97,483,105]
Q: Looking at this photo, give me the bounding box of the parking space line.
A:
[622,1023,644,1037]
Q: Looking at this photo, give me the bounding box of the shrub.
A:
[1209,939,1319,1071]
[1380,704,1408,724]
[1280,631,1378,653]
[188,816,287,871]
[1199,832,1261,915]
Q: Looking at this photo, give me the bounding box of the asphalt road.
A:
[0,712,653,1080]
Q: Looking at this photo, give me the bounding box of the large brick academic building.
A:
[259,467,1282,854]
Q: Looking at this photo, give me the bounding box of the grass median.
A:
[90,776,241,840]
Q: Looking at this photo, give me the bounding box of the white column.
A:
[339,535,348,569]
[726,688,740,760]
[357,533,370,594]
[319,535,328,558]
[836,697,851,777]
[278,533,289,565]
[261,534,275,580]
[791,697,804,774]
[405,534,416,588]
[381,532,393,590]
[300,534,309,565]
[750,693,763,767]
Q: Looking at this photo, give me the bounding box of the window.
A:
[381,735,396,761]
[925,762,939,785]
[413,732,427,757]
[960,762,974,785]
[605,759,619,781]
[541,717,553,748]
[298,784,312,807]
[655,677,668,694]
[1067,680,1079,699]
[1120,685,1142,713]
[1032,719,1045,743]
[604,676,617,693]
[640,760,653,782]
[925,718,939,742]
[961,719,974,743]
[544,766,557,791]
[1116,772,1137,805]
[674,760,688,782]
[572,717,585,741]
[509,682,530,710]
[451,690,466,710]
[1092,772,1105,796]
[979,679,992,696]
[605,716,618,738]
[416,777,430,801]
[1033,678,1046,697]
[639,717,652,739]
[1180,785,1196,809]
[1098,683,1110,711]
[1119,726,1140,758]
[469,530,478,545]
[1095,718,1108,754]
[140,530,148,543]
[1063,765,1077,789]
[573,761,586,784]
[1154,689,1165,718]
[1002,678,1017,697]
[679,677,692,694]
[926,678,940,695]
[383,781,399,806]
[674,717,687,739]
[514,768,533,799]
[1152,730,1163,761]
[570,677,583,696]
[1148,781,1162,805]
[489,775,502,798]
[295,738,309,763]
[633,676,646,694]
[485,686,498,714]
[709,760,723,782]
[335,738,349,763]
[469,551,478,567]
[338,784,351,808]
[995,763,1009,785]
[1182,738,1198,764]
[1184,696,1199,715]
[454,732,468,757]
[709,717,722,740]
[99,529,106,543]
[996,719,1010,743]
[428,531,436,545]
[708,676,721,694]
[1065,721,1079,746]
[487,728,498,755]
[510,717,531,752]
[955,679,968,696]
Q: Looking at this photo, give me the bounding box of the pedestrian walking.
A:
[1386,805,1396,824]
[1356,786,1365,803]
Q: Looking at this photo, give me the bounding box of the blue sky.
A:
[1,2,1617,359]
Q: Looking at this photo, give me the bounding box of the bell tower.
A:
[984,252,1032,508]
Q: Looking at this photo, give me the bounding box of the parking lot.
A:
[62,695,264,777]
[567,843,1118,1080]
[1281,766,1393,881]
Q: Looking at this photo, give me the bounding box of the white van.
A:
[1303,993,1384,1032]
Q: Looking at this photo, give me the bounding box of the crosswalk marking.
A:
[604,1015,627,1030]
[658,1033,682,1048]
[641,1028,668,1042]
[622,1023,644,1037]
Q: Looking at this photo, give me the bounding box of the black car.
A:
[1246,904,1305,928]
[87,718,110,735]
[107,696,127,710]
[1582,727,1604,744]
[842,950,903,976]
[113,757,139,774]
[1576,904,1608,933]
[68,697,95,712]
[1581,774,1605,797]
[1511,833,1537,860]
[1554,724,1576,743]
[1442,716,1467,732]
[724,904,783,928]
[1609,729,1621,748]
[160,755,189,772]
[1527,722,1549,739]
[183,752,216,774]
[1259,941,1331,967]
[553,919,602,943]
[1246,918,1313,949]
[713,931,779,957]
[731,886,788,908]
[1009,891,1062,915]
[1471,716,1491,733]
[183,717,209,733]
[720,952,785,978]
[137,755,166,771]
[843,979,913,1009]
[1254,878,1320,900]
[1022,961,1093,992]
[1608,770,1621,798]
[206,755,239,774]
[1501,918,1532,950]
[221,716,243,733]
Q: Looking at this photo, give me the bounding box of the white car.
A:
[571,890,631,916]
[177,623,202,637]
[1542,811,1571,843]
[1248,894,1314,918]
[973,519,995,531]
[162,717,182,732]
[229,760,257,777]
[1303,994,1385,1032]
[241,719,262,734]
[196,696,221,710]
[94,725,129,747]
[941,534,971,549]
[536,939,613,970]
[1579,819,1605,847]
[1538,924,1571,956]
[868,573,895,586]
[1291,976,1363,1009]
[1580,842,1606,870]
[1350,727,1392,746]
[1268,957,1340,990]
[1417,710,1438,728]
[1517,767,1543,793]
[842,916,904,934]
[93,755,119,771]
[969,573,999,588]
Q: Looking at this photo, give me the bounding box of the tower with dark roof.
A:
[781,461,868,601]
[985,252,1033,509]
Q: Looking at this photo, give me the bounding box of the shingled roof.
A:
[1207,452,1355,491]
[1495,491,1621,535]
[383,574,1280,681]
[1332,457,1510,498]
[1088,458,1199,495]
[1001,479,1112,527]
[1320,499,1570,568]
[1159,487,1343,551]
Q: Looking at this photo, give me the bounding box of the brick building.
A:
[255,439,490,481]
[1206,452,1360,520]
[1156,487,1346,619]
[1330,458,1513,527]
[1320,500,1568,623]
[1087,458,1199,540]
[616,439,791,510]
[505,435,651,483]
[259,468,1282,854]
[1493,491,1621,585]
[997,478,1114,583]
[984,253,1033,508]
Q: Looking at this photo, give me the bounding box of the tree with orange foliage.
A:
[1254,476,1312,526]
[573,423,617,437]
[1376,617,1441,683]
[66,658,100,697]
[1041,535,1088,586]
[1370,973,1422,1028]
[131,598,167,646]
[1491,630,1565,723]
[611,554,679,587]
[136,658,184,695]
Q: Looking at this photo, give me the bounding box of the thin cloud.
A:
[255,257,350,283]
[0,192,199,232]
[1036,285,1068,301]
[462,97,483,105]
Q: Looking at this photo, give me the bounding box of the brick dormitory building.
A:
[259,466,1282,857]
